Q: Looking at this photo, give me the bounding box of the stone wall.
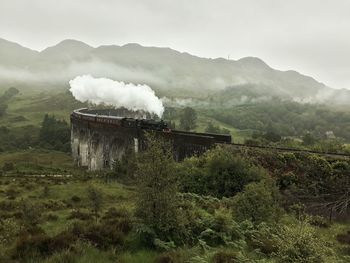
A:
[70,109,231,171]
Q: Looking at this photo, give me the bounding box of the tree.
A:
[39,114,70,152]
[179,107,197,131]
[0,87,19,102]
[303,133,316,145]
[0,103,7,117]
[87,186,103,221]
[135,133,179,241]
[205,122,221,134]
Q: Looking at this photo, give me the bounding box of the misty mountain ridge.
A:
[0,37,349,106]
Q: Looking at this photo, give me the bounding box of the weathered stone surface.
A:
[71,109,231,171]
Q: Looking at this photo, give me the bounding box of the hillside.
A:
[0,38,349,104]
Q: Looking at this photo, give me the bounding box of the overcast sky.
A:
[1,0,349,90]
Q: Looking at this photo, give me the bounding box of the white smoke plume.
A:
[69,75,164,117]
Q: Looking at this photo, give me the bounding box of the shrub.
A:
[86,186,103,220]
[102,206,129,220]
[336,230,350,245]
[0,218,20,245]
[179,146,266,198]
[231,179,283,224]
[211,250,238,263]
[46,213,59,221]
[5,187,19,200]
[245,222,279,255]
[2,162,15,172]
[0,200,18,211]
[274,223,334,263]
[41,185,50,198]
[71,222,125,249]
[67,210,93,221]
[14,231,76,259]
[42,199,66,210]
[71,195,81,203]
[101,207,133,234]
[199,208,242,246]
[20,200,42,227]
[154,251,182,263]
[309,215,329,228]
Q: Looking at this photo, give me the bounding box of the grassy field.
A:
[1,88,249,142]
[0,174,148,262]
[1,90,83,128]
[0,149,82,175]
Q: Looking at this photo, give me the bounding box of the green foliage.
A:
[0,125,39,151]
[179,146,266,198]
[39,114,70,152]
[0,87,19,103]
[274,222,335,263]
[231,180,283,224]
[205,122,230,135]
[0,87,19,117]
[179,107,197,131]
[199,208,242,246]
[0,103,7,117]
[211,250,239,263]
[135,133,181,243]
[303,133,317,145]
[209,100,350,142]
[87,186,103,221]
[336,230,350,245]
[2,162,14,172]
[0,218,20,246]
[244,222,279,255]
[20,199,42,228]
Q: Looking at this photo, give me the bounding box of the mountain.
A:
[0,38,38,68]
[0,38,348,104]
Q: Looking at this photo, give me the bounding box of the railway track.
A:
[226,142,350,159]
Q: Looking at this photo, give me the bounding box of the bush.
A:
[274,223,334,263]
[211,250,238,263]
[154,251,182,263]
[309,215,329,228]
[86,186,103,220]
[71,222,125,249]
[245,222,279,255]
[71,195,81,203]
[20,200,42,227]
[231,179,283,224]
[336,230,350,245]
[0,218,20,246]
[179,146,267,198]
[2,162,15,172]
[14,231,76,259]
[67,210,93,221]
[199,208,242,247]
[5,187,19,200]
[46,213,59,221]
[102,206,129,220]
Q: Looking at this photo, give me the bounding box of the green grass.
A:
[0,149,80,174]
[120,250,158,263]
[36,241,118,263]
[1,90,84,128]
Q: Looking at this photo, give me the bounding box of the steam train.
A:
[71,108,169,131]
[71,108,232,144]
